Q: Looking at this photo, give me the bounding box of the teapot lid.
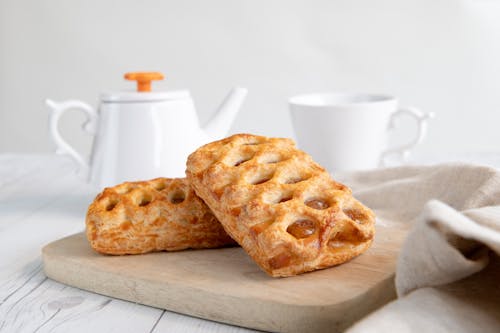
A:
[100,72,190,102]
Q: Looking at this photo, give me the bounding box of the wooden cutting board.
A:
[42,223,408,333]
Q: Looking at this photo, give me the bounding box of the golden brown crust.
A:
[186,133,375,277]
[85,178,236,255]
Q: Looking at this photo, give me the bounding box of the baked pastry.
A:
[186,134,375,277]
[86,178,236,255]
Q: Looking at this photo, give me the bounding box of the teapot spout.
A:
[203,87,248,139]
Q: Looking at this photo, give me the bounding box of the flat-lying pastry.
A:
[86,178,236,255]
[186,134,375,277]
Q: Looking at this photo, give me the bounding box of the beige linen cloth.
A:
[335,163,500,333]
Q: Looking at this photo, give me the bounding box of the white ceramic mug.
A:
[289,93,433,172]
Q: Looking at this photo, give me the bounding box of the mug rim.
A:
[289,92,396,107]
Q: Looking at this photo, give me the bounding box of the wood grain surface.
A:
[42,223,408,333]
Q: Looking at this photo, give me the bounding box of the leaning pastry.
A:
[86,177,236,255]
[186,133,375,277]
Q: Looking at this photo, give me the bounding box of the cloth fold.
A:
[334,163,500,333]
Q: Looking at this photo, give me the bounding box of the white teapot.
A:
[46,72,247,188]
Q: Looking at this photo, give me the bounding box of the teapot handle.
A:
[46,99,98,176]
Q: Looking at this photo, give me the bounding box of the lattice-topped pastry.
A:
[86,178,235,255]
[186,134,375,277]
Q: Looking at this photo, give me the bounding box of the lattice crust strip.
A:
[86,178,236,255]
[186,134,376,277]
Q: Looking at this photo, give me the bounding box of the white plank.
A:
[0,263,161,333]
[0,155,75,191]
[0,260,47,331]
[153,311,258,333]
[0,157,94,230]
[0,154,50,188]
[0,156,95,296]
[0,180,94,279]
[0,258,42,306]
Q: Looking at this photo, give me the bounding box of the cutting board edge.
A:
[42,233,394,306]
[42,234,397,333]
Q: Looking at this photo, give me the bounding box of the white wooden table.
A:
[1,153,500,333]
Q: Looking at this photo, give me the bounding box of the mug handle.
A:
[46,99,98,176]
[380,106,434,166]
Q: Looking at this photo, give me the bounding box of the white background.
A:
[1,0,499,160]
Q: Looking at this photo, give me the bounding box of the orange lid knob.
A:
[124,72,164,92]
